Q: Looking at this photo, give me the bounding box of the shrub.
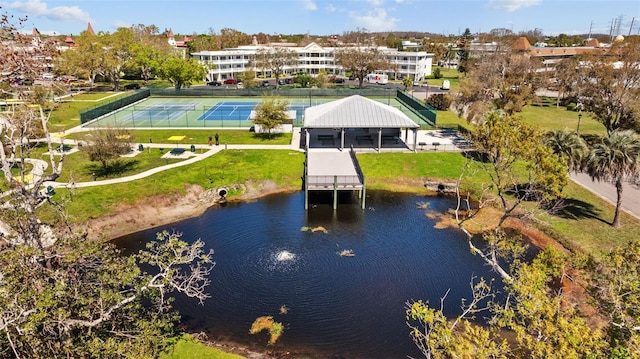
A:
[425,93,452,111]
[433,67,442,79]
[566,102,577,111]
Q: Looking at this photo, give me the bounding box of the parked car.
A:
[260,80,270,87]
[41,73,54,80]
[285,78,294,84]
[421,81,429,87]
[223,78,238,85]
[413,81,420,86]
[124,83,140,90]
[440,80,450,90]
[334,78,345,84]
[278,79,286,85]
[207,81,222,86]
[348,75,355,80]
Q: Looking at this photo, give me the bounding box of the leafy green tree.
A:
[401,76,413,90]
[218,28,250,49]
[585,241,640,354]
[432,67,442,79]
[316,70,329,89]
[544,129,589,172]
[585,130,640,227]
[576,41,640,133]
[334,48,394,88]
[81,127,134,171]
[408,249,607,358]
[384,33,403,50]
[254,47,298,88]
[130,42,162,86]
[157,55,206,89]
[56,30,106,85]
[457,112,568,280]
[238,70,258,89]
[252,97,290,138]
[294,72,314,88]
[457,28,473,74]
[100,27,136,90]
[0,231,214,358]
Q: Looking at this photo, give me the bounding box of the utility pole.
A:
[630,17,637,36]
[587,20,594,40]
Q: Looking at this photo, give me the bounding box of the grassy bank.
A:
[55,149,304,223]
[161,335,245,359]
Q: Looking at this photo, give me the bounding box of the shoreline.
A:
[79,180,574,359]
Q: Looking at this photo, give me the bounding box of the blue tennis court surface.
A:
[197,101,313,121]
[198,101,259,121]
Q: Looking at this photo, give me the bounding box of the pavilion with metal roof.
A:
[302,95,420,151]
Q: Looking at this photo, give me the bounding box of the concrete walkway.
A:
[43,130,304,189]
[570,172,640,219]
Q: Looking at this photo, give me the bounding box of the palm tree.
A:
[585,130,640,227]
[544,129,588,172]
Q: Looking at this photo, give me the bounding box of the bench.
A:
[356,135,373,145]
[382,135,399,144]
[170,148,186,156]
[418,142,427,150]
[317,134,335,145]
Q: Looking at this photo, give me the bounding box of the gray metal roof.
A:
[303,95,419,129]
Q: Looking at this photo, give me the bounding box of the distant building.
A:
[512,36,600,69]
[191,42,434,82]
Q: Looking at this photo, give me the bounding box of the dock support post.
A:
[361,179,366,209]
[333,176,338,210]
[304,179,308,210]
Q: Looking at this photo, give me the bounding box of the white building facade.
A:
[191,42,433,82]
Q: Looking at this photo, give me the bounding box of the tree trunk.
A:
[612,177,623,227]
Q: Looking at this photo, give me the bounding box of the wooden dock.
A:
[304,149,366,209]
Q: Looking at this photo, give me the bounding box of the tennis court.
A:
[83,97,422,129]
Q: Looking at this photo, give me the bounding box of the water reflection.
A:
[113,191,498,358]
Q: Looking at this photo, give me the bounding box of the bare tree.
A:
[254,47,298,88]
[334,47,394,88]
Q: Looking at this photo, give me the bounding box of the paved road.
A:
[570,172,640,219]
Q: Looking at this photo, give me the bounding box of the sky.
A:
[2,0,639,38]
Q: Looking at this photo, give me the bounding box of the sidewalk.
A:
[44,130,304,189]
[570,172,640,219]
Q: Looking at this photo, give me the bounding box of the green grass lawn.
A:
[434,110,472,131]
[65,129,293,145]
[160,335,245,359]
[54,148,189,182]
[520,105,606,136]
[48,92,126,131]
[51,149,304,223]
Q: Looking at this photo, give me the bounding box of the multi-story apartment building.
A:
[191,42,433,82]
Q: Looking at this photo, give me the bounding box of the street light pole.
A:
[577,112,582,134]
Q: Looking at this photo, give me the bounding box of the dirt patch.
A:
[79,181,296,241]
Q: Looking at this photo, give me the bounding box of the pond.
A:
[113,191,499,358]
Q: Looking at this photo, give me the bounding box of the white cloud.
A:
[488,0,541,12]
[5,0,91,23]
[326,4,338,13]
[111,20,131,30]
[352,8,397,32]
[367,0,384,6]
[304,0,317,11]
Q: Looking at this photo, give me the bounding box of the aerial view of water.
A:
[114,191,499,358]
